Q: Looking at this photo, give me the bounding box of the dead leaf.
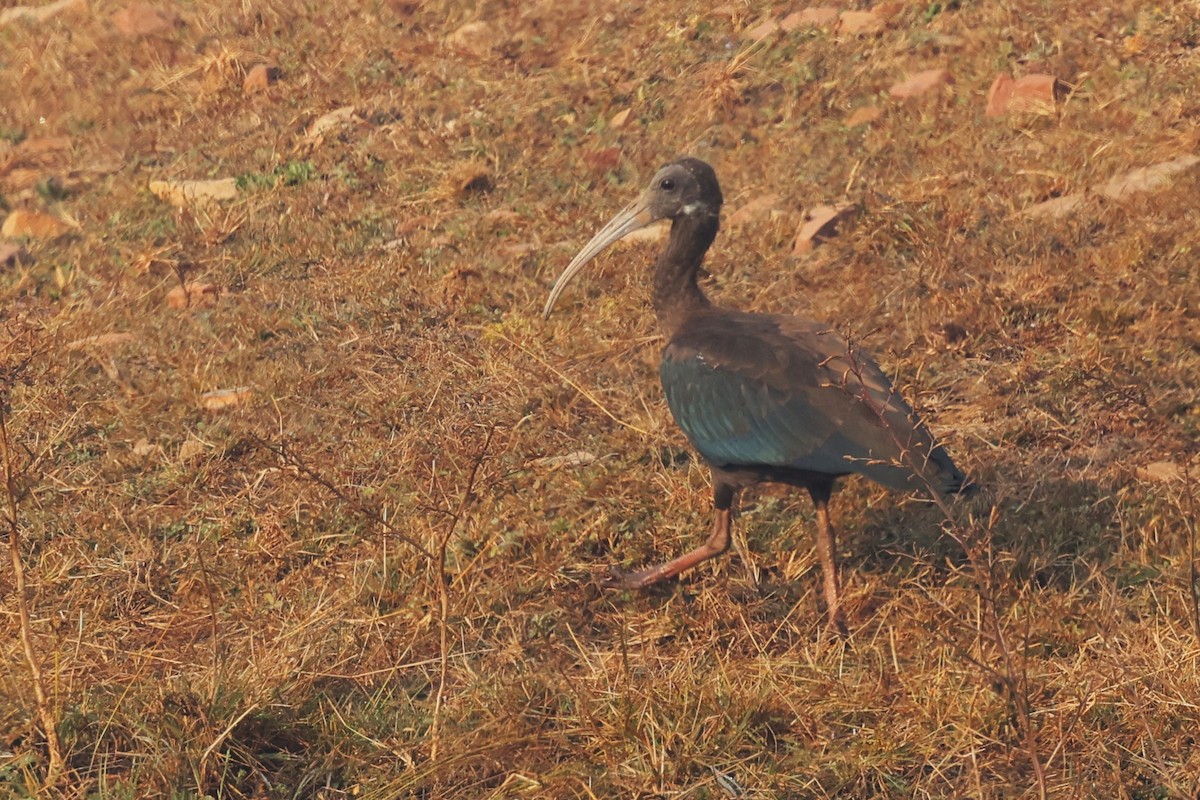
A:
[447,160,493,197]
[0,242,34,268]
[178,437,208,461]
[445,20,495,54]
[889,69,953,99]
[166,282,222,310]
[0,0,85,27]
[149,178,238,208]
[727,193,781,227]
[792,203,856,254]
[243,63,281,93]
[1,209,73,239]
[987,73,1064,116]
[583,147,621,174]
[306,106,358,141]
[1137,461,1190,483]
[112,2,181,37]
[65,332,137,351]
[1022,193,1086,219]
[200,386,253,411]
[1097,155,1200,200]
[838,10,884,35]
[845,105,883,127]
[1024,155,1200,217]
[609,108,632,129]
[781,7,839,31]
[743,18,778,40]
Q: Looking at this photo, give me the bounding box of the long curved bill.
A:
[542,195,657,318]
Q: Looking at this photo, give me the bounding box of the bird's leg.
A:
[601,481,736,590]
[810,481,848,635]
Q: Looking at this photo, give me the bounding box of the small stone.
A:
[112,3,181,38]
[0,242,34,268]
[889,69,953,99]
[1,209,72,239]
[166,282,221,310]
[781,7,840,31]
[243,63,280,93]
[838,10,884,35]
[200,386,253,411]
[149,178,238,208]
[792,204,856,254]
[845,105,883,127]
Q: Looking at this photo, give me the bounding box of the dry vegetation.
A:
[2,0,1200,797]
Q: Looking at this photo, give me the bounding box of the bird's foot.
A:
[825,611,849,638]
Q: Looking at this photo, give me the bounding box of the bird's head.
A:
[543,156,723,318]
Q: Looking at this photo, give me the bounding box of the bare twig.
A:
[251,435,434,561]
[2,400,65,785]
[430,426,494,765]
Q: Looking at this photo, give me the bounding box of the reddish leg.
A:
[602,481,736,589]
[809,480,847,635]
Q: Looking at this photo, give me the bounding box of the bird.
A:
[543,156,969,632]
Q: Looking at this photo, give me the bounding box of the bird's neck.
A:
[652,212,719,336]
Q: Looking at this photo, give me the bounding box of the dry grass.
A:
[2,0,1200,797]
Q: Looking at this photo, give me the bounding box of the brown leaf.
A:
[987,73,1064,116]
[1136,461,1190,483]
[889,69,953,99]
[1022,193,1085,219]
[743,18,778,40]
[781,7,840,31]
[65,333,137,351]
[112,3,182,38]
[1097,155,1200,201]
[583,147,621,174]
[166,282,222,310]
[306,106,358,141]
[727,193,781,227]
[792,204,856,254]
[149,178,238,208]
[0,241,34,268]
[1,209,73,239]
[838,10,884,35]
[445,20,495,54]
[243,63,281,93]
[609,108,632,129]
[447,160,493,197]
[200,386,253,411]
[845,105,883,127]
[0,0,85,27]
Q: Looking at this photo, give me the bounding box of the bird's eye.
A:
[659,178,676,191]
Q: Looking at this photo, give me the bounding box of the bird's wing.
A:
[660,310,965,494]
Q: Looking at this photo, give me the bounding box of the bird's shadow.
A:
[848,475,1125,592]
